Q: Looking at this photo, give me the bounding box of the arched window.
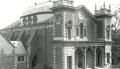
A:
[76,27,79,36]
[84,28,87,37]
[66,20,72,39]
[80,23,83,38]
[106,25,110,39]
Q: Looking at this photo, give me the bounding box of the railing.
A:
[53,1,73,7]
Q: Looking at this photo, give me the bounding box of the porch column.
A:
[93,47,96,69]
[83,47,87,69]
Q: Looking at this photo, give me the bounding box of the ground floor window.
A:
[96,48,102,67]
[107,53,110,63]
[18,56,24,62]
[67,56,72,69]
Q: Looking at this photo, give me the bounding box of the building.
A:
[0,0,113,69]
[0,33,27,69]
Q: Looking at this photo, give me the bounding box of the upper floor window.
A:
[80,23,83,38]
[76,27,79,36]
[106,25,110,39]
[66,20,72,39]
[84,28,87,37]
[18,56,24,62]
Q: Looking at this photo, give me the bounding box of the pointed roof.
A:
[0,33,14,54]
[75,5,96,20]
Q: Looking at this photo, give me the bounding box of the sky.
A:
[0,0,119,29]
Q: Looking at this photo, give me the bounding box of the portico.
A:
[75,46,105,69]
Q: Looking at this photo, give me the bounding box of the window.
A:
[68,27,71,39]
[84,28,87,37]
[66,20,72,39]
[107,53,110,63]
[106,25,110,39]
[18,56,24,62]
[80,23,83,38]
[67,56,72,69]
[76,28,79,36]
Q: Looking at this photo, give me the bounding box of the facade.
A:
[0,33,27,69]
[0,0,113,69]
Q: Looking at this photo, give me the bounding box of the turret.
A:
[94,2,113,41]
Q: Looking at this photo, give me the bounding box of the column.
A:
[93,47,96,69]
[82,47,86,69]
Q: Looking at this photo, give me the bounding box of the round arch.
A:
[86,48,93,68]
[75,48,83,69]
[96,47,103,67]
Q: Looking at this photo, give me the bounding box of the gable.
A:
[0,33,14,54]
[75,5,96,21]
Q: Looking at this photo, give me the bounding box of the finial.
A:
[49,0,52,2]
[35,3,37,6]
[109,4,111,10]
[95,4,97,10]
[103,1,106,8]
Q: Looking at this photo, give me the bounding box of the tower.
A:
[94,3,113,68]
[94,3,113,41]
[51,0,75,41]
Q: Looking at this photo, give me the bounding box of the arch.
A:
[86,48,93,68]
[75,48,83,69]
[80,23,83,38]
[96,48,103,67]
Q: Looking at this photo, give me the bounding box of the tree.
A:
[111,8,120,32]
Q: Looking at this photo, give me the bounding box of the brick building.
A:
[0,0,113,69]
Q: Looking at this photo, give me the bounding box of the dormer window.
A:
[66,20,72,39]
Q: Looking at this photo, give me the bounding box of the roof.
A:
[0,33,14,54]
[4,20,21,30]
[10,41,27,54]
[22,2,53,16]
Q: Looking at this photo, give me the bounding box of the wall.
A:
[0,55,15,69]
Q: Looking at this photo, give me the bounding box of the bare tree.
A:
[112,8,120,32]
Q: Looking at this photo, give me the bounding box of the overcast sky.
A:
[0,0,119,29]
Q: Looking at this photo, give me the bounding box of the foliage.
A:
[112,8,120,32]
